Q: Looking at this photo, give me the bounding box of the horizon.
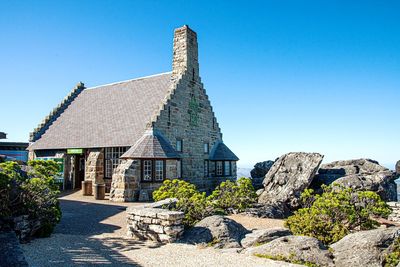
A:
[1,1,399,169]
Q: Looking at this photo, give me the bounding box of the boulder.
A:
[243,202,291,219]
[330,227,400,267]
[243,235,334,267]
[312,159,398,201]
[250,161,274,189]
[396,160,400,176]
[241,228,292,248]
[181,215,249,248]
[258,152,324,209]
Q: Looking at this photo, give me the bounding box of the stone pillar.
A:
[171,25,199,82]
[109,159,140,202]
[85,148,104,190]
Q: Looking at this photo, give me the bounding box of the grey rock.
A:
[258,152,324,209]
[312,159,398,201]
[330,227,400,267]
[181,215,249,248]
[250,161,274,189]
[396,160,400,176]
[241,228,292,248]
[243,202,291,219]
[243,235,334,267]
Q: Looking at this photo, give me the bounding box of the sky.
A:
[0,1,399,169]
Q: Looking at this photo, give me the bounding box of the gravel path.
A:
[21,190,295,267]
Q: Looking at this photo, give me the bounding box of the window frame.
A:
[141,159,167,182]
[104,147,129,179]
[176,139,183,152]
[204,143,209,154]
[216,161,223,176]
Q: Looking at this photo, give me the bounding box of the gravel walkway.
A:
[21,190,296,267]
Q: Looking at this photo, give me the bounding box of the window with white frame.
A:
[216,161,223,176]
[105,147,128,178]
[143,160,153,181]
[155,160,164,181]
[224,161,231,176]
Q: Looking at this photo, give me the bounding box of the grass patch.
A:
[255,253,319,267]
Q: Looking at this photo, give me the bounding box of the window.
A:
[204,160,209,176]
[204,143,209,154]
[216,161,223,176]
[143,160,152,181]
[176,139,182,152]
[141,159,166,182]
[105,147,128,178]
[155,160,164,181]
[224,161,231,176]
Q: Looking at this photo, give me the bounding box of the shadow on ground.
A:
[22,197,163,266]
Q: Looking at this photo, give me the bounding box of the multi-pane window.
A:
[216,161,223,176]
[204,143,209,154]
[224,161,231,176]
[143,160,153,181]
[176,139,183,152]
[204,160,209,176]
[105,147,128,178]
[155,160,164,181]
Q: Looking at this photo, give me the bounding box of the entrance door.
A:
[73,154,85,189]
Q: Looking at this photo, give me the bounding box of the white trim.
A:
[86,71,172,90]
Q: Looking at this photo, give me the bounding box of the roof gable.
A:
[30,72,172,150]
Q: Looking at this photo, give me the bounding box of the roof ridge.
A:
[86,71,172,90]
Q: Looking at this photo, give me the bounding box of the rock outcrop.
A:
[241,228,292,248]
[312,159,398,201]
[182,215,249,248]
[330,227,400,267]
[243,235,334,267]
[250,160,274,189]
[258,152,324,210]
[396,160,400,176]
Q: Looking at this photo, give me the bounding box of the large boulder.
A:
[330,227,400,267]
[250,161,275,189]
[243,235,334,267]
[243,202,291,219]
[258,152,324,210]
[312,159,398,201]
[241,228,292,248]
[181,215,249,248]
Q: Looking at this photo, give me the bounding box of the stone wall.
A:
[85,149,104,190]
[388,202,400,223]
[109,159,140,202]
[126,199,184,243]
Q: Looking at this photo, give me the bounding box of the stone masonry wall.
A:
[388,202,400,223]
[85,149,104,190]
[126,199,184,243]
[152,25,236,192]
[109,159,140,202]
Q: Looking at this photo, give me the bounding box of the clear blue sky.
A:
[1,1,399,169]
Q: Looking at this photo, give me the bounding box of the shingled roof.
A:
[29,72,172,150]
[209,141,239,161]
[121,129,180,159]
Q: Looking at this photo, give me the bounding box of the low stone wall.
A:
[388,202,400,223]
[126,199,184,243]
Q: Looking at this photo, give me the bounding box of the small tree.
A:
[285,184,391,245]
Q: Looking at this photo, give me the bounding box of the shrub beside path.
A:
[21,190,296,267]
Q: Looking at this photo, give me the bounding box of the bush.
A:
[153,178,257,226]
[0,160,61,239]
[384,237,400,267]
[285,184,391,245]
[208,177,258,214]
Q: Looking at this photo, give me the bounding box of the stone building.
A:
[28,25,238,200]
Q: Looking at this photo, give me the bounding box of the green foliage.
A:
[285,184,391,245]
[208,177,258,213]
[153,178,257,226]
[0,160,61,238]
[384,237,400,267]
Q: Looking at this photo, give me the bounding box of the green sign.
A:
[67,148,83,154]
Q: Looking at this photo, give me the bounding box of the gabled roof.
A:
[29,72,172,150]
[209,141,239,161]
[121,129,180,159]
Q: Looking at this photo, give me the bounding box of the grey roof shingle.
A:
[29,72,172,150]
[121,129,180,159]
[209,141,239,161]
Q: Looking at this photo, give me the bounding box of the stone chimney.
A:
[172,25,199,81]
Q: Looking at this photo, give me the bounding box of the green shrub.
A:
[0,160,61,238]
[384,237,400,267]
[285,184,391,245]
[208,177,257,213]
[153,178,258,226]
